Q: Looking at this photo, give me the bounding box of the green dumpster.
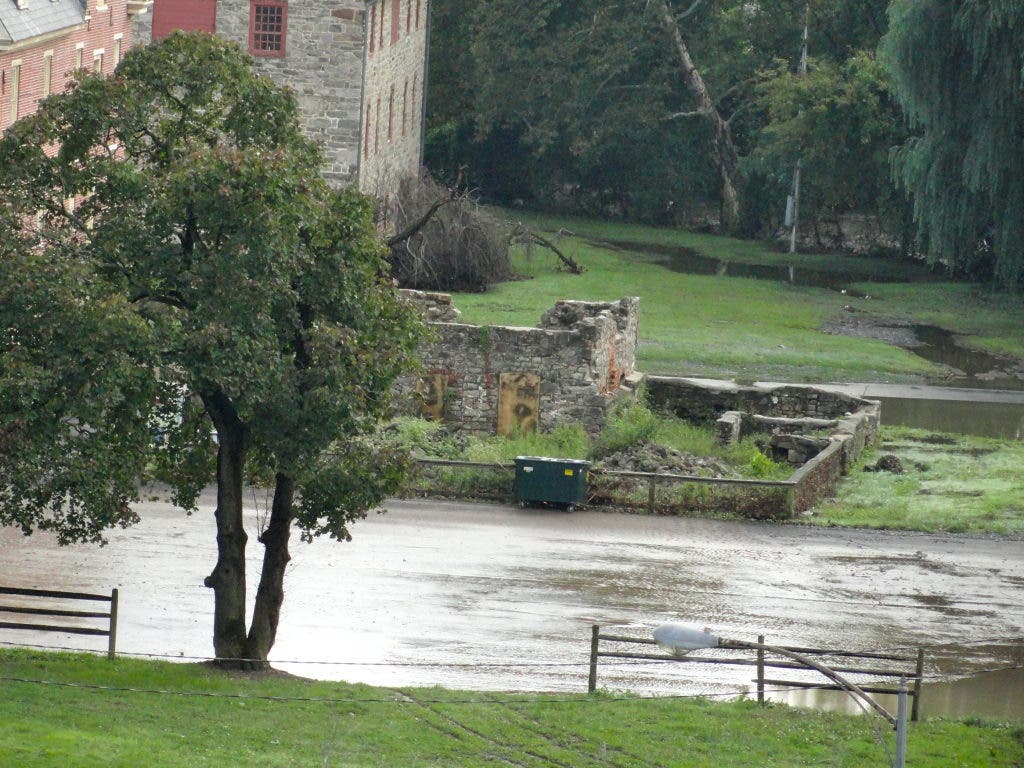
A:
[514,456,590,509]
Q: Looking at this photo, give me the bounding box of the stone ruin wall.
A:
[396,291,640,435]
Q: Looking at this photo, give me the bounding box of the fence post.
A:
[107,588,119,660]
[757,634,765,705]
[647,476,657,514]
[588,625,600,693]
[911,647,924,721]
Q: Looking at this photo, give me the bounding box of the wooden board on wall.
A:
[415,374,446,421]
[498,372,540,436]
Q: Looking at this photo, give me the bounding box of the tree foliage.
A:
[0,32,423,663]
[427,0,902,240]
[882,1,1024,284]
[751,51,912,249]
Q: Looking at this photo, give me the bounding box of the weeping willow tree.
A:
[881,1,1024,285]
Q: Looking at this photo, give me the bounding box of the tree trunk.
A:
[654,0,743,232]
[201,390,249,665]
[245,472,295,667]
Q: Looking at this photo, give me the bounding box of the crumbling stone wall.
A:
[644,375,880,513]
[645,377,871,424]
[396,294,639,435]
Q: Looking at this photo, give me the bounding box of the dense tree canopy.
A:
[882,0,1024,284]
[426,0,901,240]
[0,32,423,664]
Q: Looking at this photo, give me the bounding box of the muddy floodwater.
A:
[2,495,1022,720]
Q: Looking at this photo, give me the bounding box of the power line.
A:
[0,674,894,707]
[2,634,1020,669]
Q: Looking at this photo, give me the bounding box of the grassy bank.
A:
[453,212,1024,382]
[814,427,1024,536]
[395,415,1024,536]
[1,650,1021,767]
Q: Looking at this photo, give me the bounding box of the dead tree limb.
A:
[510,223,584,274]
[386,194,453,247]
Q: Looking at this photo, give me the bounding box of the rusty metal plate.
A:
[498,372,540,435]
[414,374,446,421]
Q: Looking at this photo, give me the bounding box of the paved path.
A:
[2,495,1021,712]
[683,376,1024,404]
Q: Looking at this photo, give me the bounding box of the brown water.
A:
[879,396,1024,440]
[2,497,1021,721]
[595,238,934,297]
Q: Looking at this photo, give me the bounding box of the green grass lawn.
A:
[2,650,1021,767]
[455,212,1024,381]
[813,426,1024,536]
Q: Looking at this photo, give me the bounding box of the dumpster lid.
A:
[514,455,591,466]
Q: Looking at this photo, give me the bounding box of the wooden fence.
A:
[0,586,119,659]
[588,625,925,721]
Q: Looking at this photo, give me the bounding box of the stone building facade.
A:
[398,292,641,436]
[133,0,427,190]
[1,0,150,136]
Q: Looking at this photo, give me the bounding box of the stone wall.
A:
[645,375,880,514]
[646,376,872,424]
[133,0,428,191]
[787,402,879,511]
[217,1,368,186]
[359,0,427,196]
[397,295,640,435]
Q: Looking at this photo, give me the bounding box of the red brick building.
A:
[0,0,152,135]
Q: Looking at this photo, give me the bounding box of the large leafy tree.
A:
[0,32,423,666]
[428,0,897,235]
[881,0,1024,284]
[752,51,912,249]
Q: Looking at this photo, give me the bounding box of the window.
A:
[372,4,380,54]
[387,84,394,141]
[75,43,84,70]
[9,61,20,123]
[390,0,400,44]
[250,1,287,57]
[93,50,104,74]
[374,96,381,152]
[42,51,53,98]
[411,72,417,122]
[113,35,122,68]
[401,79,408,137]
[364,101,371,159]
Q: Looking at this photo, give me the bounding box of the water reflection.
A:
[879,397,1024,440]
[764,666,1024,720]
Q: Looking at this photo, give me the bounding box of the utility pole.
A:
[786,4,810,254]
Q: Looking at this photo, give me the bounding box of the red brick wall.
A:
[1,0,136,134]
[152,0,216,39]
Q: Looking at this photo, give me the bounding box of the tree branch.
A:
[509,223,584,274]
[386,194,452,247]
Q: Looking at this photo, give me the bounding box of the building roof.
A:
[0,0,85,49]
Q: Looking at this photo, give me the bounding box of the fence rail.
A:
[411,458,796,514]
[0,586,119,659]
[587,625,925,721]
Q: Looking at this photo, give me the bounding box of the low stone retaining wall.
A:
[646,376,870,423]
[645,375,880,515]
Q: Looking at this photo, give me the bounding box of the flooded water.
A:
[879,395,1024,440]
[594,238,933,297]
[2,496,1021,722]
[900,325,1024,392]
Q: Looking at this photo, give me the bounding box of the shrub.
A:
[591,400,659,459]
